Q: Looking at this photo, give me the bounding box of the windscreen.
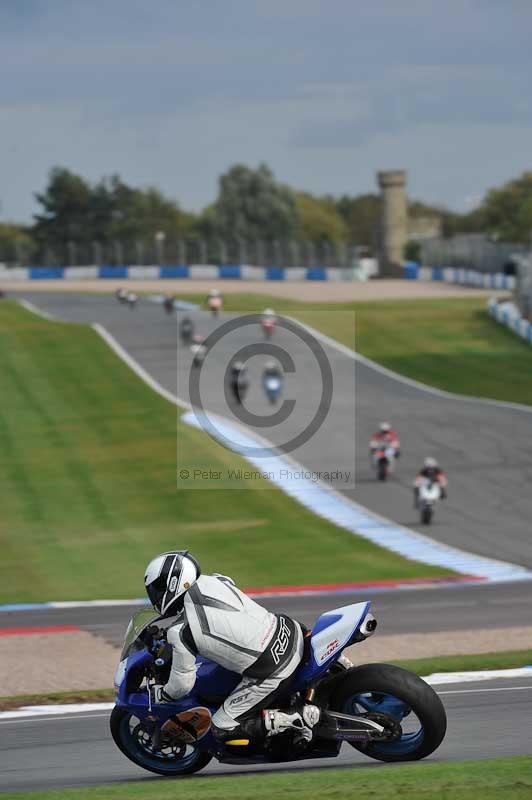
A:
[120,607,161,660]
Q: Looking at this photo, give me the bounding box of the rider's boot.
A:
[263,704,321,743]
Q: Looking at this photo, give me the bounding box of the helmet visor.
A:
[146,575,167,611]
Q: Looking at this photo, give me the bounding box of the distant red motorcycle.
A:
[261,308,276,339]
[370,441,398,482]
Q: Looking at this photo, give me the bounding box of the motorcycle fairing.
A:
[114,601,372,758]
[294,601,371,688]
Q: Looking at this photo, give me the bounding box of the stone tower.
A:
[377,170,408,275]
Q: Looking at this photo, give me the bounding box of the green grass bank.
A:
[0,301,446,603]
[199,295,532,405]
[3,648,531,710]
[3,756,531,800]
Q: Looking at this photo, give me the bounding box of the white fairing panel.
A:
[114,659,127,690]
[420,482,441,501]
[311,602,369,665]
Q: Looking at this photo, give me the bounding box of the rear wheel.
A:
[421,505,433,524]
[329,663,446,762]
[377,461,388,481]
[110,707,212,776]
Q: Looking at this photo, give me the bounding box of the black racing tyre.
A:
[377,462,387,481]
[329,663,447,762]
[421,506,433,525]
[110,707,212,777]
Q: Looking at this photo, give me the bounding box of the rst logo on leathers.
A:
[270,616,291,665]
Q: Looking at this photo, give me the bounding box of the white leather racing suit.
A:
[162,574,304,732]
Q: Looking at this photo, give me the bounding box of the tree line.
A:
[1,164,531,265]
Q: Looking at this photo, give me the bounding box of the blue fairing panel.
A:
[294,601,371,688]
[311,613,343,636]
[194,659,241,698]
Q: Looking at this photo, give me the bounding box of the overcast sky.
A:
[2,0,532,222]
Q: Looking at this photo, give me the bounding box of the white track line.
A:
[93,323,188,409]
[289,315,532,416]
[2,679,530,721]
[438,685,532,695]
[18,299,64,323]
[0,712,111,724]
[18,300,532,582]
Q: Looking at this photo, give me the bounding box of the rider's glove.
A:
[153,685,174,704]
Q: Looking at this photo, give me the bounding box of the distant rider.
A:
[230,361,249,404]
[369,422,400,456]
[144,550,320,745]
[163,294,175,314]
[179,316,194,345]
[262,361,282,403]
[207,288,222,316]
[414,457,448,507]
[263,360,282,382]
[190,333,207,367]
[261,308,276,337]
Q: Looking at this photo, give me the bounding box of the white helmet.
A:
[424,457,438,469]
[209,288,220,297]
[380,422,391,433]
[263,308,274,316]
[144,551,200,616]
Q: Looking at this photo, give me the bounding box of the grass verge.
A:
[194,294,532,405]
[3,648,532,710]
[2,757,532,800]
[0,689,115,711]
[392,648,532,676]
[0,301,447,603]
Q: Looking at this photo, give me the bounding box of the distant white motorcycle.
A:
[417,478,441,525]
[126,292,138,309]
[263,373,282,404]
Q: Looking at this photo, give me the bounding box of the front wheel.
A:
[110,707,212,777]
[329,663,446,762]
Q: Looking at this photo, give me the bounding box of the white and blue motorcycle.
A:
[111,602,446,776]
[262,371,283,404]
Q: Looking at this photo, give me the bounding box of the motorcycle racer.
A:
[369,422,400,454]
[229,361,249,404]
[207,288,222,316]
[261,308,276,338]
[144,551,320,745]
[413,457,448,507]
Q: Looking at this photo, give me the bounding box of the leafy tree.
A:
[295,192,347,244]
[212,163,298,241]
[333,193,381,246]
[477,172,532,242]
[33,167,93,254]
[403,240,421,261]
[0,223,36,264]
[33,167,192,262]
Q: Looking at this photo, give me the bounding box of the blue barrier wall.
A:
[160,265,189,278]
[99,265,128,279]
[306,267,327,280]
[218,265,241,279]
[403,261,419,280]
[29,267,65,280]
[265,267,285,280]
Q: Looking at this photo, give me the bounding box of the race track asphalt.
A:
[2,579,532,646]
[13,290,532,568]
[1,677,531,792]
[2,291,532,791]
